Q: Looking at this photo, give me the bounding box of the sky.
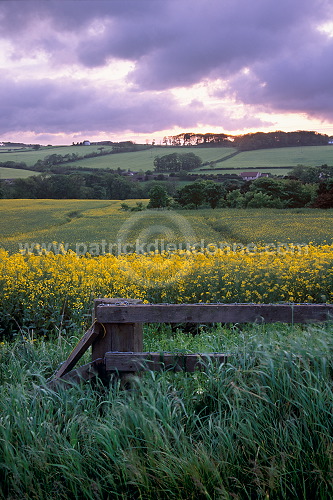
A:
[1,0,333,145]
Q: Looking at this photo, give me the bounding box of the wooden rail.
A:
[105,352,228,373]
[48,299,333,388]
[96,302,333,324]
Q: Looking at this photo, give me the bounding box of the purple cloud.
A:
[0,76,267,135]
[0,0,332,137]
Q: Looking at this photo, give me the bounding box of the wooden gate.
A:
[48,298,333,388]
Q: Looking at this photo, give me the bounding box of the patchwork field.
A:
[60,146,238,171]
[1,144,332,174]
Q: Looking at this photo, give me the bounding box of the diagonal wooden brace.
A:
[52,322,103,380]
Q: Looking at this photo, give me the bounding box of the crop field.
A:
[196,145,333,172]
[0,167,40,179]
[1,200,333,253]
[0,199,333,337]
[1,242,333,336]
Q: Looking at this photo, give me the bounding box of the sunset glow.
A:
[0,0,333,145]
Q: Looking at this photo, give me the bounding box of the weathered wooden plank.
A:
[104,352,228,372]
[47,359,103,389]
[92,298,143,361]
[96,303,333,324]
[53,323,103,379]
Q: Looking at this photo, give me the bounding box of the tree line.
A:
[1,160,332,209]
[164,130,330,150]
[1,172,146,200]
[148,165,333,209]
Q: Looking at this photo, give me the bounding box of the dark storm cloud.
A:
[226,34,333,120]
[0,76,263,135]
[0,0,332,135]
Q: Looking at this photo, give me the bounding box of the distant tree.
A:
[245,191,278,208]
[249,176,313,208]
[180,152,202,171]
[312,180,333,208]
[176,181,206,208]
[203,181,226,209]
[289,164,333,183]
[154,153,182,172]
[147,184,169,208]
[225,189,245,208]
[154,152,202,172]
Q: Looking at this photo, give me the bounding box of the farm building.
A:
[240,171,269,181]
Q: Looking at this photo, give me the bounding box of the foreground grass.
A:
[0,323,332,499]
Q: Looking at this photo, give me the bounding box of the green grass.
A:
[0,167,40,179]
[0,323,332,499]
[1,144,332,176]
[61,145,333,173]
[0,145,113,167]
[199,145,333,171]
[0,145,235,170]
[1,200,333,253]
[63,146,238,172]
[197,166,292,175]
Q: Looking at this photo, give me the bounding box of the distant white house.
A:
[240,171,269,181]
[83,140,91,146]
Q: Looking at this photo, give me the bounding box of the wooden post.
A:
[92,298,143,362]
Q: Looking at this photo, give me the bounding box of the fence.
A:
[49,298,333,388]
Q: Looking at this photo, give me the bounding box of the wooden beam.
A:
[92,298,143,362]
[104,352,228,372]
[53,323,103,379]
[96,303,333,325]
[47,359,103,389]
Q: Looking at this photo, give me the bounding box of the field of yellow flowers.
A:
[0,243,332,337]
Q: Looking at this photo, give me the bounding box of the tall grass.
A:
[0,323,332,499]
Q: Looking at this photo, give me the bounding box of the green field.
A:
[195,166,292,175]
[0,145,113,167]
[0,167,40,179]
[62,146,238,171]
[1,144,333,175]
[0,144,235,170]
[43,144,333,173]
[1,199,332,253]
[197,145,333,172]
